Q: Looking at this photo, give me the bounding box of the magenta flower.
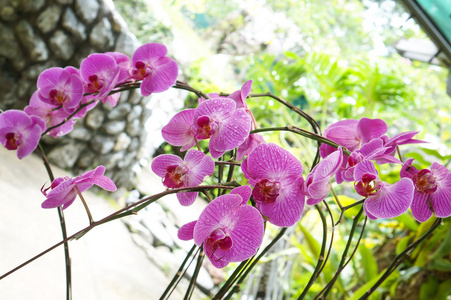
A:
[151,149,215,206]
[129,43,178,96]
[0,109,45,159]
[354,160,414,220]
[320,118,387,158]
[25,91,76,137]
[400,158,451,222]
[80,53,120,100]
[192,98,252,158]
[41,165,117,210]
[304,147,343,205]
[161,109,197,151]
[242,143,305,227]
[106,51,131,84]
[236,133,265,161]
[36,67,84,113]
[178,185,264,268]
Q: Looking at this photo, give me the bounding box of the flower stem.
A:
[36,144,72,300]
[160,245,199,300]
[75,185,94,225]
[358,218,442,299]
[184,248,205,300]
[297,204,329,299]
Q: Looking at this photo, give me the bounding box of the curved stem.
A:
[0,185,235,280]
[251,126,351,156]
[297,205,328,299]
[37,144,72,300]
[161,245,201,300]
[222,227,288,299]
[358,218,442,300]
[173,80,210,99]
[184,248,205,300]
[315,208,365,299]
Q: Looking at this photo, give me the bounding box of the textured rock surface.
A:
[0,0,184,189]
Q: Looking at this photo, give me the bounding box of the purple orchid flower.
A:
[129,43,178,96]
[199,80,257,129]
[192,98,252,158]
[80,53,120,103]
[41,165,117,210]
[400,158,451,222]
[354,160,414,220]
[304,147,343,205]
[36,67,84,113]
[236,133,265,161]
[320,118,388,158]
[151,149,215,206]
[178,185,264,268]
[161,109,197,151]
[242,143,305,227]
[105,51,131,84]
[0,109,45,159]
[25,91,76,137]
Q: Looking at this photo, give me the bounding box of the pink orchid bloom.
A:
[192,98,252,158]
[236,133,265,161]
[41,165,117,210]
[400,158,451,222]
[242,143,305,227]
[0,109,45,159]
[80,53,120,103]
[304,147,343,205]
[178,186,264,268]
[105,51,131,84]
[354,160,413,220]
[129,43,178,96]
[151,149,215,206]
[36,67,84,113]
[320,118,388,158]
[161,109,197,151]
[25,91,76,137]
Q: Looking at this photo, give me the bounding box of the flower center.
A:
[163,164,188,188]
[130,61,151,80]
[48,89,68,105]
[195,115,218,139]
[4,132,20,150]
[355,173,382,197]
[86,75,104,93]
[414,169,437,194]
[252,179,281,204]
[206,228,233,260]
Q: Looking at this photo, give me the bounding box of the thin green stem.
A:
[161,245,201,300]
[222,227,288,299]
[215,258,253,300]
[0,185,234,280]
[36,144,72,300]
[251,126,351,156]
[74,185,94,225]
[315,208,365,299]
[358,218,442,299]
[184,249,205,300]
[297,205,328,299]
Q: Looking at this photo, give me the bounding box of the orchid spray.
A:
[0,41,448,300]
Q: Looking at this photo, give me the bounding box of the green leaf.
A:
[430,224,451,260]
[349,269,399,300]
[359,243,378,282]
[396,235,413,255]
[429,259,451,272]
[299,224,320,257]
[419,275,439,299]
[434,278,451,300]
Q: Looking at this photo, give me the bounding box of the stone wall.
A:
[0,0,183,189]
